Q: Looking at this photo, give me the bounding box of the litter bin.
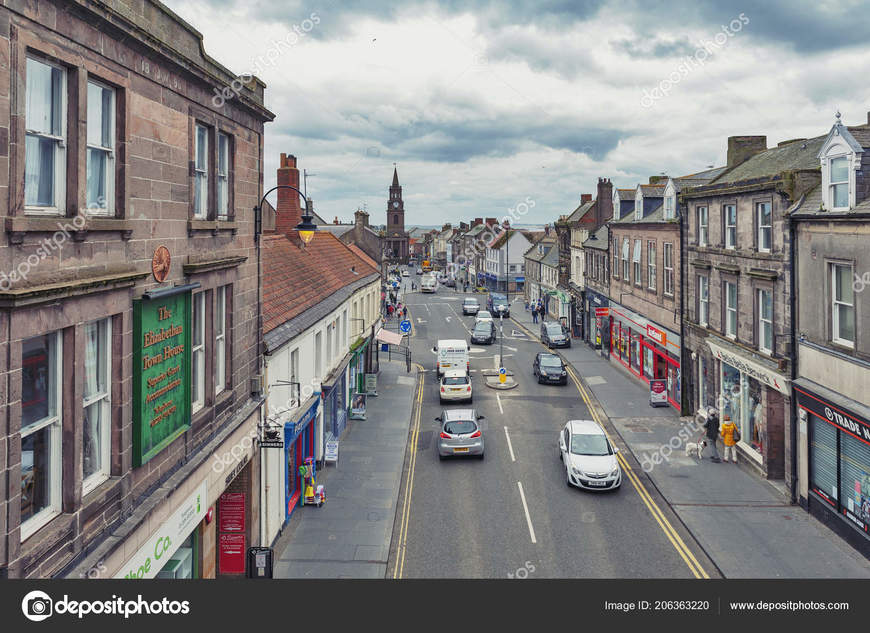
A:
[247,546,273,579]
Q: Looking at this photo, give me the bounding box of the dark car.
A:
[445,278,456,288]
[533,352,567,385]
[462,297,480,315]
[470,320,497,345]
[541,321,571,348]
[487,292,510,318]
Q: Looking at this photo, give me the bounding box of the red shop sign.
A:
[219,492,245,532]
[219,533,246,575]
[646,324,667,346]
[595,307,609,317]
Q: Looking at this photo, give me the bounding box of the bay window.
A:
[83,319,111,493]
[21,332,62,539]
[25,57,66,213]
[86,81,115,214]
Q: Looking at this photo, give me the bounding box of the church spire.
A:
[392,164,399,187]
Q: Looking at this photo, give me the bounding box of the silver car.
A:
[436,409,485,460]
[558,419,621,490]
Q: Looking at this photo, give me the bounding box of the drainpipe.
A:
[679,201,688,416]
[787,211,799,504]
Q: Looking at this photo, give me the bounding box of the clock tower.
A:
[385,166,409,262]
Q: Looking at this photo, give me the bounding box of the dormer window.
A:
[830,157,849,209]
[635,190,642,220]
[664,184,675,219]
[613,190,621,220]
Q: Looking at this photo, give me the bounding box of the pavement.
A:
[272,359,417,578]
[511,301,870,578]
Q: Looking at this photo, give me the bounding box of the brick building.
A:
[1,1,273,578]
[683,134,822,482]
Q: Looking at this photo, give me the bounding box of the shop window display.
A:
[810,415,838,504]
[744,376,763,454]
[840,434,870,529]
[643,346,654,380]
[721,363,743,432]
[630,333,641,374]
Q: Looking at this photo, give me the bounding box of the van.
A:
[421,276,437,293]
[433,339,470,378]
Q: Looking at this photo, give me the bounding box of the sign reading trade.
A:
[133,291,192,467]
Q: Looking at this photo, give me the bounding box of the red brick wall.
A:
[275,153,301,234]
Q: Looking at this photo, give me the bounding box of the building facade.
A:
[2,1,273,579]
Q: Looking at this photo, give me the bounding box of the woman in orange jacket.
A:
[720,415,738,463]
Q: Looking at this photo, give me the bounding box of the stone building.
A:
[791,113,870,558]
[682,134,822,482]
[0,1,272,578]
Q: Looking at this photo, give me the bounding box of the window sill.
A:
[6,216,136,243]
[20,507,61,543]
[82,473,111,499]
[188,219,238,236]
[830,340,856,352]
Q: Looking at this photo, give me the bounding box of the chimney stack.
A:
[276,153,301,235]
[474,217,483,226]
[727,136,767,168]
[597,177,614,226]
[581,193,592,204]
[354,209,369,228]
[485,217,497,226]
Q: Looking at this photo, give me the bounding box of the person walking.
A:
[387,303,394,319]
[402,306,408,320]
[532,304,539,324]
[720,415,739,463]
[704,409,722,463]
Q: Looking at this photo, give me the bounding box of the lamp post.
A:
[254,184,317,246]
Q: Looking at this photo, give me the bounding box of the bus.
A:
[422,259,433,272]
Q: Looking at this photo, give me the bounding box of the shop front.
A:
[584,290,609,356]
[706,336,789,478]
[322,355,352,440]
[795,379,870,555]
[608,304,681,410]
[284,397,319,518]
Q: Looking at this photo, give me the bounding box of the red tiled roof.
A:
[262,231,379,334]
[347,243,378,269]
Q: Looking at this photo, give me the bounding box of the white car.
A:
[475,310,493,324]
[402,269,409,277]
[439,369,472,404]
[558,419,621,491]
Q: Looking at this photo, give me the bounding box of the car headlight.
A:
[561,370,567,376]
[571,468,582,476]
[610,467,619,477]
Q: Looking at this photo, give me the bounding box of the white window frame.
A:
[634,190,643,220]
[613,190,621,220]
[632,239,641,286]
[192,292,205,412]
[725,281,738,339]
[194,124,209,219]
[664,193,675,220]
[622,238,629,282]
[82,318,112,495]
[20,331,63,541]
[758,288,773,355]
[724,204,736,249]
[612,239,619,279]
[831,263,855,348]
[757,202,771,253]
[829,155,850,210]
[24,57,67,215]
[647,241,656,290]
[697,206,708,246]
[217,132,230,220]
[315,331,323,378]
[85,80,115,215]
[698,275,709,326]
[215,286,227,396]
[664,243,674,297]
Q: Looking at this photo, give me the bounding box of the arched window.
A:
[393,214,399,225]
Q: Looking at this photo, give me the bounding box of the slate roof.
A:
[566,199,595,223]
[612,201,667,224]
[847,124,870,146]
[541,244,560,268]
[790,183,870,217]
[523,238,555,262]
[615,189,635,200]
[708,136,825,185]
[262,231,379,352]
[639,184,666,197]
[583,224,609,250]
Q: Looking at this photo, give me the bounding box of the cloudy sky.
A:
[164,0,870,226]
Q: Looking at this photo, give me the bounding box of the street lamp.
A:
[254,184,318,246]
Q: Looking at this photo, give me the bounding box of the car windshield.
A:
[464,299,478,306]
[545,324,563,334]
[444,420,476,435]
[540,355,562,367]
[478,311,491,318]
[473,323,491,333]
[490,294,506,303]
[443,376,468,385]
[571,433,611,456]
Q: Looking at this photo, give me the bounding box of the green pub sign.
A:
[133,291,192,467]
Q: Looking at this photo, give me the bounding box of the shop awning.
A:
[375,327,403,346]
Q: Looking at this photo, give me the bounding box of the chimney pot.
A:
[581,193,592,203]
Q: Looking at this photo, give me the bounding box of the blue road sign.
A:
[399,319,412,334]
[498,367,506,375]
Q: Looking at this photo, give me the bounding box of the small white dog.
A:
[684,438,707,458]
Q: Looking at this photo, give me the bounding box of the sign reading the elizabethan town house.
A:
[133,291,192,467]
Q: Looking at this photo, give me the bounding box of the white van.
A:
[434,339,470,377]
[421,276,437,293]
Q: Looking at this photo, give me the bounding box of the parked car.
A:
[558,419,621,490]
[470,320,497,345]
[475,310,493,324]
[402,269,409,277]
[445,278,456,288]
[462,297,480,315]
[533,352,567,385]
[439,369,472,403]
[541,321,570,348]
[436,409,485,459]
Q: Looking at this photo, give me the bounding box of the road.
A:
[387,267,718,579]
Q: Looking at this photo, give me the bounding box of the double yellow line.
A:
[514,318,710,580]
[392,362,424,579]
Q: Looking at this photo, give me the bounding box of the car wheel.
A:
[439,398,444,404]
[467,396,473,404]
[537,375,542,384]
[567,341,572,348]
[478,452,485,460]
[439,453,446,461]
[558,450,562,461]
[566,467,572,487]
